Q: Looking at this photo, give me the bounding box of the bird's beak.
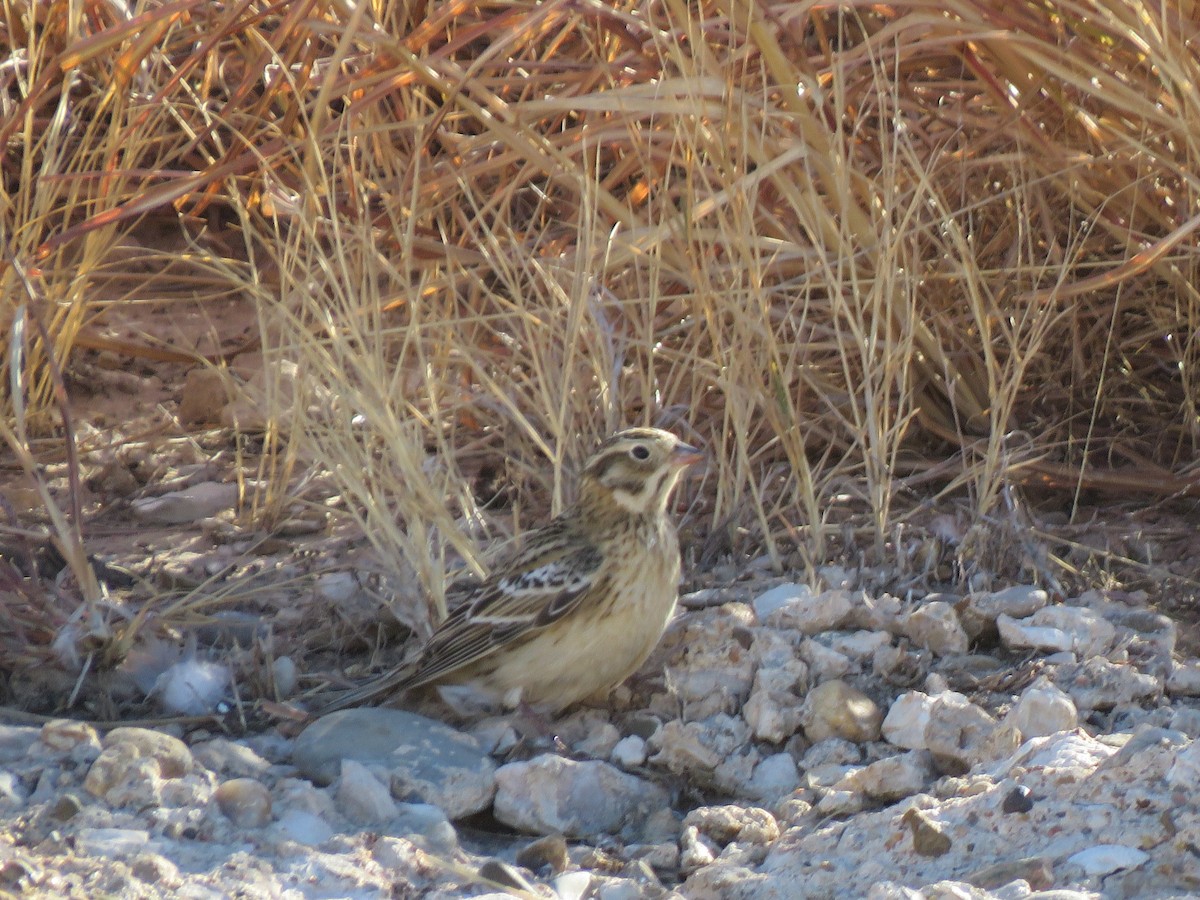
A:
[669,441,705,470]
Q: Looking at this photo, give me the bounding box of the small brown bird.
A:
[323,427,702,715]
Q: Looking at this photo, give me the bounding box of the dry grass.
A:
[2,0,1199,708]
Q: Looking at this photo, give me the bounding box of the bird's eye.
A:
[630,444,651,461]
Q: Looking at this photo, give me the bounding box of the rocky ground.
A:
[4,571,1200,899]
[4,300,1200,898]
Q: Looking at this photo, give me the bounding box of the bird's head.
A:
[577,427,704,517]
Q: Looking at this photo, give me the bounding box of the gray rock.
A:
[1052,657,1160,711]
[493,754,668,838]
[335,759,399,824]
[271,809,333,846]
[998,606,1115,657]
[744,689,804,743]
[1065,843,1149,875]
[840,751,937,802]
[0,725,43,764]
[1006,677,1078,738]
[763,589,854,635]
[651,714,750,774]
[752,583,815,620]
[903,601,969,656]
[392,802,459,854]
[924,692,1000,770]
[294,708,495,819]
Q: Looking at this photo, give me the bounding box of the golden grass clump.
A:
[2,0,1200,708]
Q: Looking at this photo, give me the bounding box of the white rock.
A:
[494,755,669,838]
[1166,660,1200,696]
[73,827,150,856]
[1006,677,1077,738]
[650,715,750,774]
[746,753,801,801]
[271,809,333,846]
[679,824,718,872]
[682,804,780,846]
[314,571,360,603]
[996,614,1074,654]
[336,759,399,824]
[1066,843,1149,875]
[744,690,804,743]
[799,639,854,680]
[574,723,621,759]
[969,585,1050,621]
[816,789,864,816]
[827,630,892,661]
[610,736,647,769]
[752,583,815,620]
[131,482,238,524]
[1166,738,1200,787]
[924,691,1000,768]
[1053,657,1161,711]
[552,871,592,900]
[752,657,808,695]
[764,589,854,635]
[903,601,969,656]
[882,692,936,750]
[839,751,936,802]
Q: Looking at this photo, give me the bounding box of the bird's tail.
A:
[315,662,420,715]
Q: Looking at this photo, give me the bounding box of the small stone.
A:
[903,601,969,656]
[1006,677,1077,738]
[752,583,815,620]
[516,834,570,873]
[271,656,299,698]
[478,860,537,893]
[746,753,800,800]
[678,825,718,873]
[967,585,1049,621]
[965,856,1053,890]
[816,789,864,816]
[799,639,854,681]
[294,708,495,819]
[923,692,1000,770]
[682,805,779,846]
[610,735,647,769]
[271,809,333,846]
[841,751,936,802]
[336,759,399,825]
[104,727,193,777]
[800,680,883,743]
[131,481,239,524]
[996,614,1073,654]
[191,738,270,778]
[1001,785,1034,814]
[494,755,669,838]
[900,808,951,856]
[882,691,934,750]
[213,778,273,827]
[393,803,459,854]
[743,689,804,743]
[50,793,84,821]
[1065,844,1149,876]
[73,827,151,857]
[1166,660,1200,696]
[763,589,854,635]
[37,720,98,754]
[574,722,621,759]
[1052,657,1160,711]
[128,853,181,887]
[650,715,750,774]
